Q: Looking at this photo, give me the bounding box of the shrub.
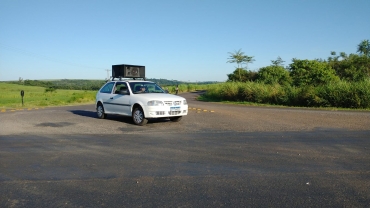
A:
[317,80,370,108]
[256,66,292,85]
[227,68,258,82]
[45,87,56,93]
[329,54,370,81]
[289,59,340,87]
[200,80,370,109]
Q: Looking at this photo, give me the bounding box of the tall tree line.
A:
[227,40,370,85]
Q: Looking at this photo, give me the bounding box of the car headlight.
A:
[147,100,164,106]
[183,99,187,105]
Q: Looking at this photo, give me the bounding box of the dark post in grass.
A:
[20,90,24,106]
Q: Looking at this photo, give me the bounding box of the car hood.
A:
[133,93,185,100]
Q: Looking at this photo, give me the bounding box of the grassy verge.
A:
[198,81,370,110]
[0,83,96,109]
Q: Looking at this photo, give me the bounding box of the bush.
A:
[317,80,370,108]
[44,87,56,93]
[289,59,340,87]
[256,66,292,85]
[200,80,370,109]
[227,68,258,82]
[329,53,370,81]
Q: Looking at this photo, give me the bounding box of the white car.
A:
[95,80,188,125]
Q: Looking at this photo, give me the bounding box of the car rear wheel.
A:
[169,116,182,122]
[132,107,148,126]
[97,103,107,119]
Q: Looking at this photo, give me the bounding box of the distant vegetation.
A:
[6,79,106,91]
[3,78,217,91]
[147,78,218,86]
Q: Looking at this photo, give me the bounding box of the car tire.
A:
[132,107,148,126]
[169,116,182,122]
[97,103,107,119]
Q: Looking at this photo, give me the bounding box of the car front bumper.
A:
[144,105,188,118]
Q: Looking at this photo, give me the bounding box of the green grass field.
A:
[0,83,96,109]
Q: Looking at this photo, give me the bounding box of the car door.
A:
[98,82,115,113]
[109,82,131,115]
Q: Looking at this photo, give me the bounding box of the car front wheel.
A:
[97,103,107,119]
[132,107,148,126]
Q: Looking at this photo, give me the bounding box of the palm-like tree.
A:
[357,39,370,57]
[227,49,255,81]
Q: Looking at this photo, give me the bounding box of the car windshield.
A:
[129,82,166,94]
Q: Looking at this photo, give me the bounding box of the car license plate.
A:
[170,106,180,111]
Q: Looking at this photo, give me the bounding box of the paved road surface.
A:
[0,92,369,207]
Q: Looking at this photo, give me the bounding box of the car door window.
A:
[100,82,115,94]
[114,83,129,94]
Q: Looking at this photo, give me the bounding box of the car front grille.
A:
[168,111,181,115]
[156,111,165,115]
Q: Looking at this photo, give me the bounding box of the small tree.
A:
[289,59,339,87]
[227,68,257,82]
[271,56,285,67]
[256,65,292,85]
[330,53,370,81]
[227,49,255,81]
[45,87,56,93]
[357,39,370,57]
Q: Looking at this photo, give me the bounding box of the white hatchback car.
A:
[96,80,188,125]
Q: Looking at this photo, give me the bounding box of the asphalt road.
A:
[0,92,369,207]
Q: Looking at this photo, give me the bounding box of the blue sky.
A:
[1,0,369,82]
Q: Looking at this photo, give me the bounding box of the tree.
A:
[271,56,285,67]
[227,68,257,82]
[256,65,292,85]
[357,39,370,57]
[340,52,347,59]
[328,53,370,81]
[227,49,255,81]
[289,59,339,87]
